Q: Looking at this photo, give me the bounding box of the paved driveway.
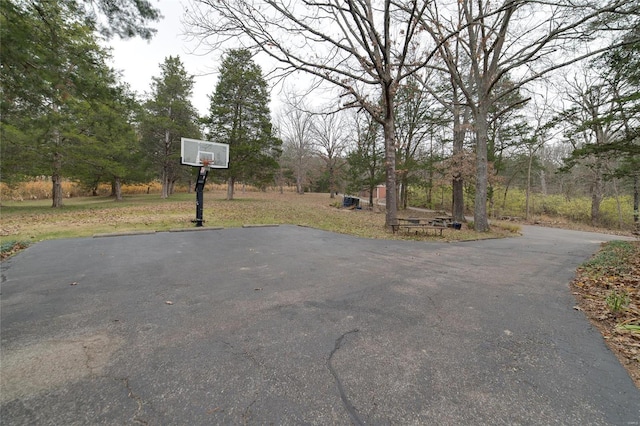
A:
[1,225,638,425]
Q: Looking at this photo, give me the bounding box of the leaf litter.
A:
[571,240,640,388]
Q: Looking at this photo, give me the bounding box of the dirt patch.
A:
[0,332,123,403]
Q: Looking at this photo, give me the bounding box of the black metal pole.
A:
[194,167,208,227]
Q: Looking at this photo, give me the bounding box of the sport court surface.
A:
[1,225,639,424]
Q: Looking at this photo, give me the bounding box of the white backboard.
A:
[181,138,229,168]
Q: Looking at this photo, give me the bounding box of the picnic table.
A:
[391,218,446,236]
[431,216,454,227]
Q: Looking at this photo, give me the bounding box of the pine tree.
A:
[0,1,130,206]
[139,56,200,198]
[206,49,281,199]
[70,83,143,200]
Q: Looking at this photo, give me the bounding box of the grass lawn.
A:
[0,191,518,246]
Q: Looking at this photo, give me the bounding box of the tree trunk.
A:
[161,127,172,198]
[295,158,305,194]
[114,177,123,201]
[502,184,510,211]
[427,169,433,208]
[329,164,335,198]
[452,177,464,220]
[296,174,304,194]
[398,176,405,210]
[539,169,547,195]
[226,176,235,200]
[161,169,169,199]
[590,169,603,227]
[613,179,622,229]
[51,151,63,208]
[52,173,63,208]
[525,151,533,221]
[383,112,398,228]
[473,103,490,232]
[451,86,466,223]
[634,174,639,231]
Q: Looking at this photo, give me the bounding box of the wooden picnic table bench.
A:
[392,218,446,236]
[430,216,454,226]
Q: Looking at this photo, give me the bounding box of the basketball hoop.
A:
[181,137,229,227]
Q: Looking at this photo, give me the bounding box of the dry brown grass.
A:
[0,190,516,243]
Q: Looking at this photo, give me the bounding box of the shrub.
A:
[599,196,635,229]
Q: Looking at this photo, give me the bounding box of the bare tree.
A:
[422,0,638,231]
[184,0,444,228]
[418,33,473,222]
[276,92,316,194]
[394,76,449,210]
[559,69,624,226]
[312,112,350,198]
[185,0,637,229]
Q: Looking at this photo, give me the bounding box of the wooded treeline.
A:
[1,2,281,204]
[1,0,638,231]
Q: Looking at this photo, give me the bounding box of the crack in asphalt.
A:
[242,398,257,425]
[82,343,99,377]
[327,329,362,426]
[425,294,446,326]
[80,336,147,423]
[119,377,148,425]
[220,339,262,367]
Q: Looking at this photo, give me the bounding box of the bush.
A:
[0,180,188,201]
[599,196,635,229]
[494,188,526,217]
[408,184,637,231]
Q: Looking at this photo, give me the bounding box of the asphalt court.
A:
[1,225,639,424]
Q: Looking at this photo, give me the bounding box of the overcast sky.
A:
[105,1,220,116]
[105,1,343,119]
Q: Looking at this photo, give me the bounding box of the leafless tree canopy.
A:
[185,0,440,115]
[184,0,639,229]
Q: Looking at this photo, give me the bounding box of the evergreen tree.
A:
[206,49,281,199]
[70,83,143,200]
[139,56,200,198]
[1,1,128,206]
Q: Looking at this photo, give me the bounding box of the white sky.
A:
[104,1,222,116]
